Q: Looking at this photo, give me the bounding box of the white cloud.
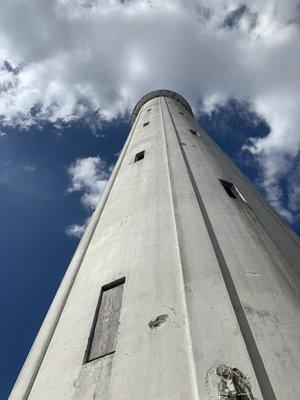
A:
[66,156,112,237]
[65,222,87,238]
[0,0,299,219]
[67,156,111,209]
[22,165,36,172]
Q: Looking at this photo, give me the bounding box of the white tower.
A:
[10,90,300,400]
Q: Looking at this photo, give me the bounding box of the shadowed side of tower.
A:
[9,90,300,400]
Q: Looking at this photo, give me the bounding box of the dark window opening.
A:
[147,108,151,112]
[134,150,145,163]
[179,112,184,115]
[190,129,197,135]
[85,277,125,363]
[220,179,237,199]
[143,121,149,127]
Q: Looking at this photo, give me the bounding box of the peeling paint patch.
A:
[148,314,169,329]
[169,307,177,316]
[244,272,260,277]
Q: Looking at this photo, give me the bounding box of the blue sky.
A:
[0,0,299,398]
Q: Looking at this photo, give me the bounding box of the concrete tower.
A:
[10,90,300,400]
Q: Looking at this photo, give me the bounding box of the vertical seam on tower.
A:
[160,97,200,400]
[163,97,277,400]
[21,106,143,400]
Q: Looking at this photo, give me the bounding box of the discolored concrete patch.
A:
[148,314,169,329]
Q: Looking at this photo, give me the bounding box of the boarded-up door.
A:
[87,279,125,362]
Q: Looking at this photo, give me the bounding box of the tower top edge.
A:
[131,89,194,124]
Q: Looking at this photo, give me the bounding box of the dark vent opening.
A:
[147,108,151,112]
[134,150,145,163]
[190,129,197,135]
[220,179,237,199]
[179,112,184,115]
[143,121,149,127]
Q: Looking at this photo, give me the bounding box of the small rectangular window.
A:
[85,278,125,363]
[220,179,237,199]
[134,150,145,163]
[190,129,197,135]
[147,108,151,112]
[143,121,149,127]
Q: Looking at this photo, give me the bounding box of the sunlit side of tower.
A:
[10,90,300,400]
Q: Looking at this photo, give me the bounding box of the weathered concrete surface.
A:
[9,91,300,400]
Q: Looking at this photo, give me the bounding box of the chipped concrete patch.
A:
[148,314,169,329]
[206,361,256,400]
